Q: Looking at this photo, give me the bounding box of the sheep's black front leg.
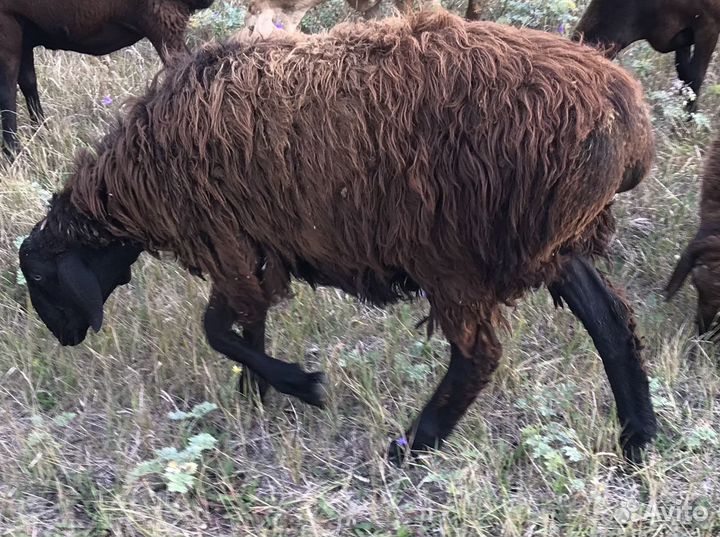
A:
[675,45,692,85]
[204,291,324,407]
[237,318,271,401]
[683,26,719,112]
[465,0,482,20]
[549,256,657,462]
[389,319,502,464]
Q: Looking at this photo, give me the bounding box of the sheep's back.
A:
[699,136,720,222]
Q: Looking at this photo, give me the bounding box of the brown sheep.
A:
[573,0,720,111]
[18,11,657,462]
[242,0,439,37]
[244,0,323,36]
[667,136,720,334]
[0,0,213,158]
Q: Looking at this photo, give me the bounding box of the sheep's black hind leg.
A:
[18,44,43,125]
[549,256,657,462]
[204,291,324,407]
[237,318,271,402]
[389,319,502,464]
[0,17,22,158]
[683,26,719,112]
[675,45,692,85]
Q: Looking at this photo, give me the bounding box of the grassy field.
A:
[1,2,719,536]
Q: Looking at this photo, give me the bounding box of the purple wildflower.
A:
[396,437,409,447]
[101,95,113,106]
[557,22,566,34]
[274,20,284,29]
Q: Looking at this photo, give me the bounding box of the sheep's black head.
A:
[572,0,636,57]
[19,229,142,346]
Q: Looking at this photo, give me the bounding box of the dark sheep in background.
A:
[667,137,720,335]
[573,0,720,111]
[19,11,657,462]
[0,0,214,157]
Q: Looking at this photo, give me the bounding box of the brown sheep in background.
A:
[0,0,214,158]
[19,11,657,462]
[667,137,720,335]
[345,0,440,21]
[573,0,720,111]
[242,0,439,37]
[244,0,323,36]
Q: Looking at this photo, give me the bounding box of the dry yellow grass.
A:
[1,3,719,536]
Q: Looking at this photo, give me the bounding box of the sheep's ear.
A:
[58,253,104,332]
[666,245,699,301]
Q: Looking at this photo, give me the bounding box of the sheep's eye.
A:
[31,274,42,282]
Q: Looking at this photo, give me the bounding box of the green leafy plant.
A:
[684,423,719,452]
[131,433,218,493]
[167,401,218,421]
[649,376,676,411]
[26,412,77,449]
[647,82,712,131]
[301,0,351,34]
[496,0,578,32]
[131,401,219,493]
[521,422,586,493]
[188,1,247,41]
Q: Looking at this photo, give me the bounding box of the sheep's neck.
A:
[45,189,126,250]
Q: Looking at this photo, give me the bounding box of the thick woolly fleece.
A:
[37,10,653,340]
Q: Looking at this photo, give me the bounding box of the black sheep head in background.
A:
[572,0,636,55]
[573,0,720,112]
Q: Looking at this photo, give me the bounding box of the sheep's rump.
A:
[71,10,653,325]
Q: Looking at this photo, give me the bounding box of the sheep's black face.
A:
[19,237,142,346]
[573,0,633,56]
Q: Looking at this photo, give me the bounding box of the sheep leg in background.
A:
[684,26,719,112]
[389,318,502,463]
[694,282,720,336]
[18,44,43,125]
[465,0,483,21]
[675,45,692,84]
[237,318,271,401]
[203,290,325,407]
[548,255,657,462]
[0,16,22,158]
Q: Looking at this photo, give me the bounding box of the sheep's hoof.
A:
[274,365,326,408]
[387,435,442,466]
[623,444,645,465]
[300,371,327,408]
[620,424,656,465]
[387,438,412,466]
